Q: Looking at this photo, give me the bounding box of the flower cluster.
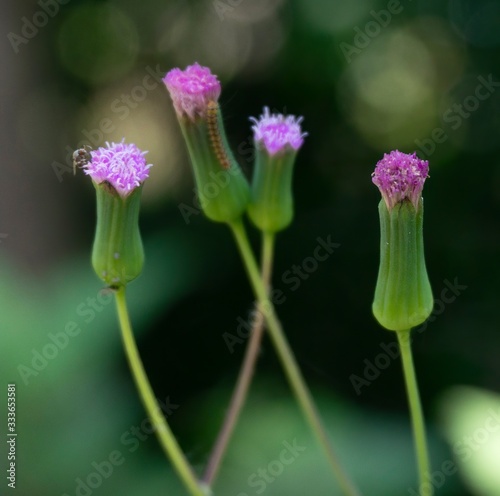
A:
[84,140,152,197]
[163,62,221,121]
[372,150,428,211]
[250,107,307,155]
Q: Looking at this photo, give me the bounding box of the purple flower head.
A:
[372,150,429,211]
[84,140,152,197]
[250,107,307,156]
[163,62,221,121]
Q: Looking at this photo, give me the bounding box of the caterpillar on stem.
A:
[207,100,231,170]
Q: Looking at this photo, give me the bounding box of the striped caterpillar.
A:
[206,100,231,170]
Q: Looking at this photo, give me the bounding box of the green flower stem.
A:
[261,231,275,284]
[228,219,361,496]
[202,231,275,486]
[114,287,209,496]
[397,329,432,496]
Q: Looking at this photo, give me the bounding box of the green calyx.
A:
[179,109,250,224]
[372,198,433,332]
[91,182,145,288]
[247,147,296,233]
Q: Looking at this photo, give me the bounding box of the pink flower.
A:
[84,140,152,197]
[163,62,221,121]
[250,107,307,156]
[372,150,429,211]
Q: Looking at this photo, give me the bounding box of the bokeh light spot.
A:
[298,0,373,33]
[439,386,500,495]
[57,4,139,85]
[338,27,437,150]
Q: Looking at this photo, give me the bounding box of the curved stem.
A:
[114,287,210,496]
[228,219,361,496]
[202,232,275,485]
[397,330,432,496]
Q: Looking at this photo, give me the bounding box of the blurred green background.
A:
[1,0,500,495]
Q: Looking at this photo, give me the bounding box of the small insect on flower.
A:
[72,145,92,175]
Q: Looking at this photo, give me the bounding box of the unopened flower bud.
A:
[247,107,307,233]
[83,140,151,288]
[163,63,249,223]
[371,150,433,331]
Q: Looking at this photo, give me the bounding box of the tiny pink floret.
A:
[372,150,429,210]
[163,62,221,121]
[250,107,307,156]
[84,140,152,197]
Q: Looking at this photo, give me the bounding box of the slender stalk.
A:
[228,219,361,496]
[114,287,210,496]
[202,232,275,485]
[261,231,275,287]
[397,329,432,496]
